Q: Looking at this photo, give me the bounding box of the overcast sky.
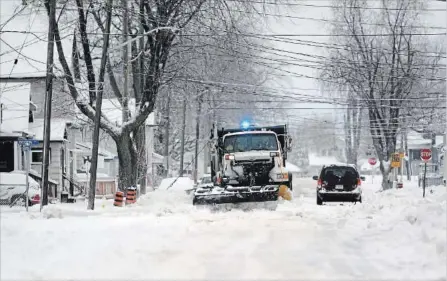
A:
[263,0,446,124]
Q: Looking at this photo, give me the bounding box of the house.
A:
[307,153,345,176]
[1,0,76,198]
[71,141,119,197]
[1,0,159,193]
[0,82,35,172]
[397,130,445,176]
[27,118,73,197]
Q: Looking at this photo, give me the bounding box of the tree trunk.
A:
[135,126,147,195]
[163,94,171,177]
[116,134,137,191]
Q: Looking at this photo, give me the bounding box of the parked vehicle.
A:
[0,171,41,206]
[312,164,365,205]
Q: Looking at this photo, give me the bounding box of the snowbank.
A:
[1,179,445,280]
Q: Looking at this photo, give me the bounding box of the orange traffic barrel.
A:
[113,191,125,207]
[126,189,137,204]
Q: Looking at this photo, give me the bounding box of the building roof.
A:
[75,142,116,160]
[0,0,72,79]
[28,118,68,141]
[75,98,155,127]
[308,153,344,167]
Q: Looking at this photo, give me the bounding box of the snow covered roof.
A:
[0,0,72,79]
[308,154,344,167]
[403,131,432,149]
[75,98,155,127]
[285,161,301,173]
[102,99,155,126]
[0,82,36,137]
[28,118,68,141]
[75,142,116,159]
[152,152,164,164]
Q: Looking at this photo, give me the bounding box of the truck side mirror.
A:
[287,137,292,152]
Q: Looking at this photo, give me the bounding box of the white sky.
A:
[262,0,446,126]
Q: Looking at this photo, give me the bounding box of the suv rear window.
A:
[320,166,359,185]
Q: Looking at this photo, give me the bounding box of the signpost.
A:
[17,138,39,212]
[391,153,401,168]
[368,158,377,184]
[421,148,432,198]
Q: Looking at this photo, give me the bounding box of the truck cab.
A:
[210,124,292,189]
[193,123,292,205]
[220,130,289,188]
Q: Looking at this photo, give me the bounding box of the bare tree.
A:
[321,0,445,190]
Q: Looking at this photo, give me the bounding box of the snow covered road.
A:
[1,178,446,280]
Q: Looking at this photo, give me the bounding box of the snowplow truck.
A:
[193,124,292,205]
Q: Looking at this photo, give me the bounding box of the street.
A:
[1,177,445,280]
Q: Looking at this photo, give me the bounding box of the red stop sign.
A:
[420,148,432,162]
[368,157,377,165]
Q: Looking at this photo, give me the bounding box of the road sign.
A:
[391,153,401,168]
[18,138,39,147]
[368,157,377,166]
[420,148,432,163]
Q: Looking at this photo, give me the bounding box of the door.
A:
[0,141,14,173]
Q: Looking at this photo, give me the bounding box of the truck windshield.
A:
[223,133,278,153]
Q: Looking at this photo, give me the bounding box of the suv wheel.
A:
[316,195,323,205]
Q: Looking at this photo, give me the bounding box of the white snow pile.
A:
[1,179,445,280]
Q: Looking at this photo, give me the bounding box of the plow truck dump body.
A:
[193,124,292,205]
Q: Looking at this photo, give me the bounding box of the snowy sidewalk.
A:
[1,180,445,280]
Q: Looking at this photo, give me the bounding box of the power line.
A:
[225,0,447,12]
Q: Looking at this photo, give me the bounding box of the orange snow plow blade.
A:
[278,185,292,201]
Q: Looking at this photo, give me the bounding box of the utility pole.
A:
[163,94,171,177]
[400,130,404,183]
[41,0,56,210]
[87,0,113,210]
[194,91,204,184]
[179,97,187,177]
[138,0,147,195]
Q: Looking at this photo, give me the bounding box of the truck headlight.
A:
[276,173,288,180]
[270,152,279,157]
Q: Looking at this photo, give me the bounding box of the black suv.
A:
[312,164,365,205]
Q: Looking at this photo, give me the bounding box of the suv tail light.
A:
[317,178,322,188]
[31,194,40,203]
[357,178,362,186]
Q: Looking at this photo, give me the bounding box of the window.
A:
[31,149,51,164]
[223,133,278,153]
[412,150,421,161]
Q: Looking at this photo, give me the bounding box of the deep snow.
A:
[1,177,445,280]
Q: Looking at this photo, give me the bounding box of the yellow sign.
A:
[391,153,401,168]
